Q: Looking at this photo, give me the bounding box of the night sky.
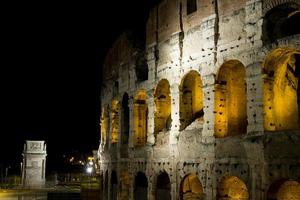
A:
[1,1,157,173]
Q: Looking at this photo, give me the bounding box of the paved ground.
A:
[0,187,81,200]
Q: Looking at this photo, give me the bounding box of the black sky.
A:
[1,1,157,173]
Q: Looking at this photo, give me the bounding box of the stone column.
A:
[206,163,216,199]
[169,83,181,145]
[147,90,155,145]
[147,45,157,82]
[246,62,264,135]
[108,169,111,200]
[170,169,177,200]
[245,0,263,46]
[128,97,135,149]
[149,170,155,200]
[202,74,216,140]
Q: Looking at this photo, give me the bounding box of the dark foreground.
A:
[0,187,100,200]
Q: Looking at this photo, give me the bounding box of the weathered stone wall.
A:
[22,140,47,188]
[98,0,300,199]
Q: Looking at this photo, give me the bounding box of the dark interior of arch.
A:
[267,179,290,200]
[122,93,130,144]
[111,171,118,200]
[135,54,149,82]
[127,29,149,82]
[156,172,171,200]
[134,172,148,200]
[263,3,300,44]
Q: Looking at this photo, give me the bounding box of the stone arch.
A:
[263,48,300,131]
[214,60,247,138]
[121,93,130,144]
[263,2,300,44]
[134,171,148,200]
[100,105,110,146]
[179,173,204,200]
[267,179,300,200]
[110,170,118,200]
[154,79,171,134]
[133,90,148,146]
[263,0,299,14]
[111,100,120,144]
[179,70,204,131]
[119,170,130,200]
[217,176,249,200]
[155,171,171,200]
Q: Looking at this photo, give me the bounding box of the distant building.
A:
[22,140,47,188]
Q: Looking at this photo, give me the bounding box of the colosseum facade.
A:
[98,0,300,199]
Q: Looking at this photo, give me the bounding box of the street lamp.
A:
[86,166,93,174]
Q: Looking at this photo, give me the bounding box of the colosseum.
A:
[97,0,300,199]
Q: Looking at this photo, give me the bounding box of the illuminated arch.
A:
[134,172,148,200]
[111,100,120,143]
[154,79,171,134]
[217,176,249,200]
[263,2,300,44]
[100,105,110,145]
[180,173,204,200]
[179,71,204,130]
[156,171,171,200]
[133,90,148,146]
[263,48,300,131]
[215,60,247,138]
[121,93,130,144]
[267,179,300,200]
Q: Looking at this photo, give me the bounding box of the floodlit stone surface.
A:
[98,0,300,199]
[22,140,47,189]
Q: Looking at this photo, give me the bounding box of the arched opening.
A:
[133,90,148,146]
[135,55,149,82]
[111,100,120,143]
[119,171,130,200]
[121,93,130,144]
[100,105,110,146]
[217,176,249,200]
[180,173,204,200]
[267,179,300,200]
[179,71,204,130]
[263,3,300,44]
[154,79,171,134]
[263,48,300,131]
[215,60,247,138]
[134,172,148,200]
[156,171,171,200]
[110,171,118,200]
[103,170,108,200]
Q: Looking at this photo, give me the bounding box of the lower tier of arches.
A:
[99,160,300,200]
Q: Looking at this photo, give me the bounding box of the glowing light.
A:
[86,167,92,174]
[179,71,204,130]
[133,90,147,146]
[263,48,300,131]
[111,100,120,143]
[180,174,204,199]
[154,79,171,134]
[215,60,247,137]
